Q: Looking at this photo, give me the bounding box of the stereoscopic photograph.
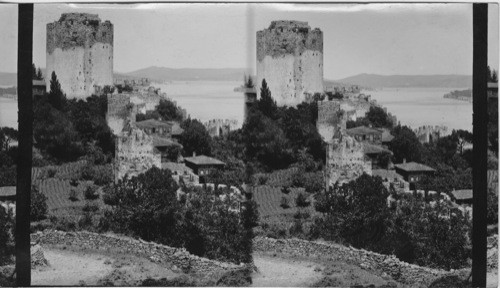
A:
[0,2,498,287]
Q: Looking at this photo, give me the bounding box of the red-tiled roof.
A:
[184,155,225,166]
[394,162,435,172]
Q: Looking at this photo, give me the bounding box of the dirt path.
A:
[251,254,323,287]
[31,249,114,286]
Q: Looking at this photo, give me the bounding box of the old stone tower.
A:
[256,20,324,107]
[46,13,113,99]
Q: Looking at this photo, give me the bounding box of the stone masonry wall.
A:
[317,100,342,142]
[31,230,240,277]
[114,123,161,182]
[317,100,372,187]
[46,13,113,99]
[256,21,323,107]
[106,93,131,135]
[253,237,458,287]
[327,135,372,187]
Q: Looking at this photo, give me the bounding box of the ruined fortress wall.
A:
[317,100,342,142]
[326,136,372,187]
[256,21,323,106]
[46,13,113,99]
[115,127,161,181]
[106,94,131,135]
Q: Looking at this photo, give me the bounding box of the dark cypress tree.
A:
[48,71,66,111]
[258,79,278,119]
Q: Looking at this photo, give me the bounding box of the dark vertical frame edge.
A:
[16,3,33,287]
[472,3,488,288]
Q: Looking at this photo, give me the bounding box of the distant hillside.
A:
[121,66,249,82]
[333,73,472,88]
[0,72,16,87]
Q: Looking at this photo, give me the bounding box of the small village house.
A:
[346,126,383,145]
[394,161,436,190]
[184,154,225,183]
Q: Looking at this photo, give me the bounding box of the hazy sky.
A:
[0,3,498,79]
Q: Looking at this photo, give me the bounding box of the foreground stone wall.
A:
[253,237,458,287]
[31,230,240,277]
[46,13,113,99]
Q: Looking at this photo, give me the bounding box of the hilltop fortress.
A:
[256,21,324,107]
[46,13,113,99]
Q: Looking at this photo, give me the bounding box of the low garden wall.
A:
[31,230,240,277]
[253,236,462,286]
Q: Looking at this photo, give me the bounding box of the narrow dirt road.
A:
[251,254,323,287]
[31,249,114,286]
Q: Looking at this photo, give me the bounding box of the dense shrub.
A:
[280,196,290,209]
[78,212,94,229]
[487,188,498,224]
[81,164,113,186]
[141,275,198,287]
[295,193,310,207]
[0,206,14,265]
[31,185,48,221]
[69,188,79,201]
[84,185,99,200]
[82,201,99,212]
[103,167,257,264]
[311,174,472,270]
[0,166,16,186]
[216,267,253,287]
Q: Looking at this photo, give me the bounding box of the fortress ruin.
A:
[317,100,372,188]
[256,21,324,107]
[114,121,161,182]
[46,13,113,99]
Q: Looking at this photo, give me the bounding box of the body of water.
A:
[155,81,245,127]
[0,97,17,129]
[367,87,472,132]
[0,84,473,132]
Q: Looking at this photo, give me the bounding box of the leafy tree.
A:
[244,74,254,88]
[389,125,424,163]
[0,166,16,186]
[136,110,161,122]
[32,63,43,80]
[488,98,498,155]
[257,79,278,120]
[48,71,66,111]
[313,174,390,249]
[365,106,394,128]
[103,167,256,264]
[388,196,471,270]
[242,111,293,171]
[0,206,14,265]
[487,188,498,224]
[33,101,84,162]
[376,151,392,169]
[179,118,212,156]
[0,127,18,152]
[31,185,48,221]
[157,99,184,122]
